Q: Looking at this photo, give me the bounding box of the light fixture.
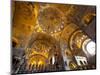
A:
[61,25,64,28]
[54,30,57,33]
[58,28,61,31]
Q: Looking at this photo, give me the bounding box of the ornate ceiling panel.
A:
[12,1,96,74]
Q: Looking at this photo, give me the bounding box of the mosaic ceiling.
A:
[12,1,96,74]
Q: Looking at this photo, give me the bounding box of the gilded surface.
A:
[12,1,96,73]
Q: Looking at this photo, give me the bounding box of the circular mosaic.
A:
[38,7,65,33]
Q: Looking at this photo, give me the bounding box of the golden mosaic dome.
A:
[38,7,66,33]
